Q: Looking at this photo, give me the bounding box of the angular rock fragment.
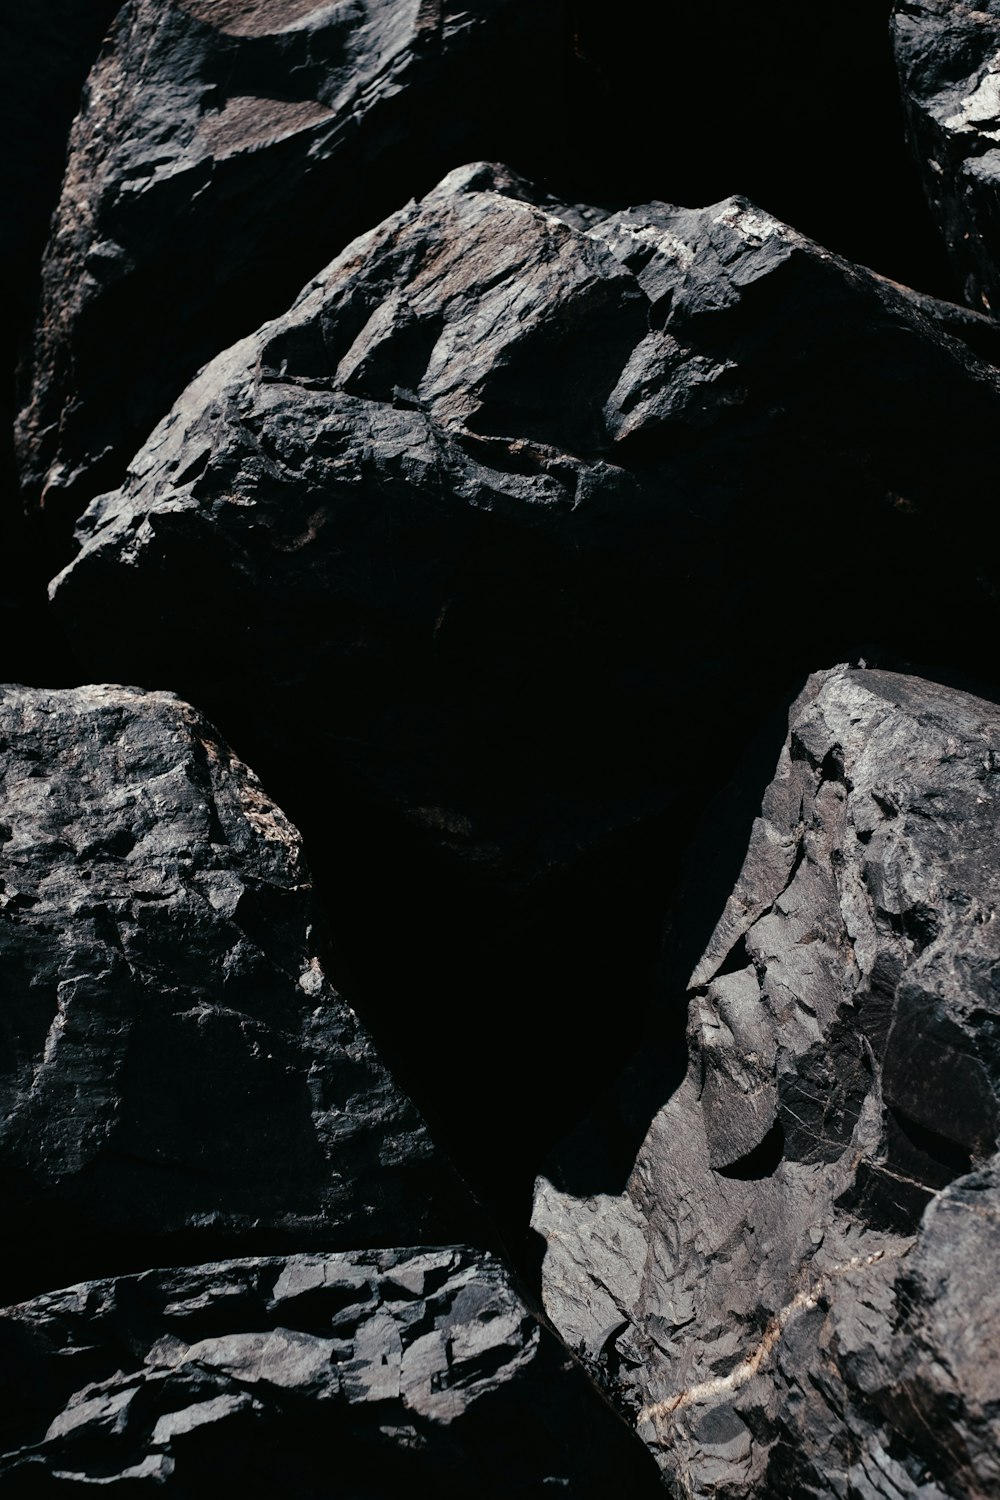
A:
[0,685,474,1297]
[893,0,1000,312]
[0,1247,661,1496]
[49,166,1000,1207]
[533,666,1000,1497]
[15,0,566,526]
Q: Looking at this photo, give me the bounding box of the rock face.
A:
[14,0,566,528]
[47,165,1000,1208]
[0,685,474,1299]
[0,1247,661,1496]
[533,666,1000,1497]
[893,0,1000,313]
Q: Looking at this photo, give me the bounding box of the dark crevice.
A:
[715,1118,786,1181]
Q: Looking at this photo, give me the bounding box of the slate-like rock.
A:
[0,685,474,1298]
[15,0,566,528]
[533,666,1000,1498]
[893,0,1000,312]
[0,1246,661,1496]
[49,166,1000,1212]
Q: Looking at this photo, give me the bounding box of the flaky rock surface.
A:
[0,685,473,1296]
[893,0,1000,312]
[533,666,1000,1498]
[0,1246,660,1496]
[15,0,565,525]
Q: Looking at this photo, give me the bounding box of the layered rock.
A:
[15,0,566,527]
[533,666,1000,1497]
[893,0,1000,312]
[0,685,475,1298]
[47,164,1000,1204]
[0,1247,661,1496]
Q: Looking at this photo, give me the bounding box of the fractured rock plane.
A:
[0,1248,661,1495]
[534,667,1000,1498]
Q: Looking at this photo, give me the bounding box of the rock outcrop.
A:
[14,0,566,529]
[0,685,475,1299]
[893,0,1000,313]
[533,666,1000,1497]
[0,1247,661,1496]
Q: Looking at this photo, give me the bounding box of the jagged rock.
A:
[47,164,1000,1210]
[0,685,475,1299]
[893,0,1000,312]
[533,666,1000,1498]
[14,0,566,529]
[0,1247,661,1496]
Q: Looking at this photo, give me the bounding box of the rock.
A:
[45,166,1000,1214]
[893,0,1000,312]
[0,0,122,353]
[14,0,567,531]
[532,665,1000,1497]
[0,1247,661,1496]
[0,685,475,1300]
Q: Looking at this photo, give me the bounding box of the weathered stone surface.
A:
[15,0,566,528]
[47,166,1000,1211]
[0,1247,661,1496]
[0,685,474,1298]
[533,666,1000,1497]
[893,0,1000,312]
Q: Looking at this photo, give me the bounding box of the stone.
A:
[893,0,1000,312]
[14,0,566,530]
[0,684,475,1299]
[45,166,1000,1213]
[533,665,1000,1497]
[0,1247,661,1496]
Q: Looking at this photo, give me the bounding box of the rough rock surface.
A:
[533,666,1000,1497]
[15,0,566,528]
[893,0,1000,312]
[0,685,474,1298]
[47,165,1000,1205]
[0,1247,661,1496]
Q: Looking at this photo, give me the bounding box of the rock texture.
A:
[49,160,1000,906]
[0,1247,660,1496]
[0,685,474,1298]
[894,0,1000,312]
[533,666,1000,1497]
[14,0,566,528]
[47,164,1000,1206]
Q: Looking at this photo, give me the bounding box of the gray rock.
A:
[0,1247,661,1496]
[533,666,1000,1497]
[14,0,566,528]
[49,165,1000,1214]
[893,0,1000,312]
[0,684,474,1297]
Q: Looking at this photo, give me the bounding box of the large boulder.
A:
[0,685,475,1300]
[46,166,1000,1211]
[893,0,1000,312]
[14,0,567,530]
[533,666,1000,1497]
[0,1247,661,1496]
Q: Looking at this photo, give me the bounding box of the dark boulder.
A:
[0,685,475,1299]
[893,0,1000,312]
[14,0,568,533]
[0,1247,661,1496]
[47,166,1000,1215]
[533,665,1000,1497]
